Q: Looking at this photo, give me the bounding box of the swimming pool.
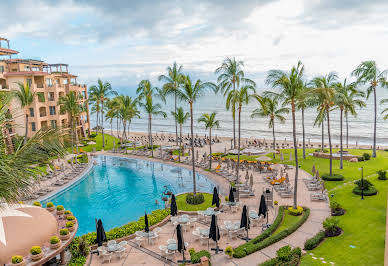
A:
[43,155,218,236]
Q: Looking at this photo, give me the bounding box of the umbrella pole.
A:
[210,227,223,254]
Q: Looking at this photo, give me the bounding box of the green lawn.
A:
[68,133,120,153]
[270,148,387,266]
[273,210,304,235]
[224,154,259,161]
[176,193,216,211]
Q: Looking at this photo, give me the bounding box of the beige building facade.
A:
[0,37,90,140]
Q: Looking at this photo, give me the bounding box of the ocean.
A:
[90,90,388,146]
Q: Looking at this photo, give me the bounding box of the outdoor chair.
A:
[101,251,112,263]
[116,247,126,259]
[159,245,167,257]
[167,238,176,245]
[134,236,145,247]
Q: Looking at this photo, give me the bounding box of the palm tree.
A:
[335,79,366,169]
[138,96,166,157]
[198,112,220,169]
[136,80,165,149]
[251,96,289,159]
[13,82,35,144]
[171,107,189,162]
[118,95,139,142]
[89,80,116,149]
[175,75,214,195]
[352,61,388,157]
[296,83,313,159]
[0,94,67,203]
[344,90,365,148]
[265,61,305,209]
[311,72,338,176]
[226,85,256,200]
[215,57,255,148]
[159,62,184,145]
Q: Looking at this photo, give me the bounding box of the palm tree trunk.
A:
[111,121,113,136]
[190,102,196,195]
[209,128,212,169]
[321,122,324,151]
[70,117,74,154]
[346,113,349,149]
[179,124,182,162]
[74,119,79,154]
[327,109,332,176]
[272,120,276,159]
[175,90,178,146]
[150,115,153,157]
[116,116,119,139]
[302,108,306,159]
[232,110,236,149]
[340,108,343,169]
[236,105,242,201]
[24,114,29,145]
[96,108,99,134]
[292,102,299,209]
[373,86,377,157]
[101,100,105,149]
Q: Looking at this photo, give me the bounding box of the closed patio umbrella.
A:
[212,187,220,208]
[280,152,284,161]
[209,214,222,253]
[96,219,107,247]
[250,174,254,190]
[171,194,178,216]
[245,170,249,182]
[240,205,250,241]
[176,224,189,263]
[228,186,235,203]
[312,164,316,174]
[144,212,149,233]
[258,194,268,224]
[289,152,293,161]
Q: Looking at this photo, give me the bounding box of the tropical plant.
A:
[251,96,288,158]
[215,57,255,148]
[198,112,220,169]
[171,107,189,162]
[310,72,338,176]
[352,61,388,157]
[264,61,305,209]
[13,82,35,144]
[226,85,256,199]
[335,79,366,168]
[0,95,66,204]
[159,62,184,145]
[89,79,116,148]
[115,95,139,142]
[58,91,83,153]
[296,83,313,158]
[175,75,214,194]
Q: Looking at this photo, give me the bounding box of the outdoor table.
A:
[199,228,210,237]
[203,209,220,216]
[107,243,119,252]
[225,201,237,206]
[167,243,177,251]
[177,216,190,224]
[249,213,260,219]
[225,223,240,232]
[140,231,155,237]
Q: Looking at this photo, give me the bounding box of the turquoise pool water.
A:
[43,155,217,236]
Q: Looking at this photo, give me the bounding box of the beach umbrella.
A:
[245,170,249,183]
[280,152,284,161]
[312,164,316,174]
[315,170,320,180]
[240,205,250,241]
[196,150,199,161]
[212,187,220,208]
[228,186,235,203]
[250,173,254,190]
[258,194,267,218]
[144,212,149,233]
[289,152,293,161]
[285,173,289,183]
[171,194,178,216]
[96,219,107,247]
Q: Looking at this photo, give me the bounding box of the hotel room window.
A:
[29,108,34,117]
[49,106,56,115]
[31,122,36,132]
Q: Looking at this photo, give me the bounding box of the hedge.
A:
[190,250,211,263]
[260,246,302,266]
[233,206,310,258]
[352,187,378,196]
[304,231,325,250]
[321,173,344,181]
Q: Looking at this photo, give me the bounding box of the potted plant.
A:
[274,200,278,206]
[67,215,76,224]
[11,255,25,266]
[225,246,233,259]
[64,210,72,218]
[59,228,70,240]
[50,236,61,249]
[66,221,75,232]
[56,205,65,215]
[30,246,43,261]
[32,201,41,207]
[46,202,55,212]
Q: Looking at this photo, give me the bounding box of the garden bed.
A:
[176,192,216,211]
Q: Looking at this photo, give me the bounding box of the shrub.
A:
[11,256,23,264]
[66,221,74,228]
[78,154,88,163]
[60,229,69,235]
[46,202,54,208]
[33,201,41,207]
[353,186,378,196]
[56,205,64,211]
[30,246,42,255]
[225,246,233,258]
[377,170,387,180]
[190,250,211,264]
[67,215,75,221]
[323,217,340,235]
[304,231,325,250]
[362,153,371,161]
[354,179,373,190]
[315,148,328,153]
[260,246,301,266]
[276,245,292,261]
[358,156,364,162]
[186,193,205,205]
[50,236,60,244]
[64,210,71,215]
[321,173,344,181]
[288,206,303,216]
[188,248,196,255]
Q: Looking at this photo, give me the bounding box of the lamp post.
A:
[359,167,364,200]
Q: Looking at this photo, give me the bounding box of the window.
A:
[49,106,56,115]
[29,108,34,117]
[32,67,40,71]
[50,120,57,128]
[63,79,68,85]
[27,79,32,87]
[24,66,30,71]
[48,92,55,101]
[0,66,4,73]
[31,122,36,132]
[46,78,53,87]
[37,92,45,102]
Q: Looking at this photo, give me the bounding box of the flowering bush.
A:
[56,205,64,211]
[66,221,74,228]
[60,229,69,235]
[30,246,42,255]
[33,201,41,207]
[288,206,303,216]
[50,236,60,244]
[11,255,23,264]
[46,202,54,208]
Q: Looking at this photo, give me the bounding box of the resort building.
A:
[0,37,90,141]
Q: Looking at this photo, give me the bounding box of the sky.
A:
[2,0,388,96]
